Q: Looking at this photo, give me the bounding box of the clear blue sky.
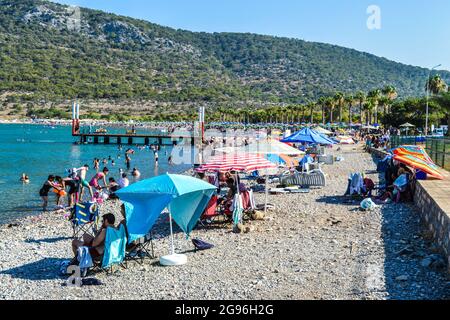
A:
[52,0,450,71]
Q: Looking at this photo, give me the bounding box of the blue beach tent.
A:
[281,128,336,145]
[116,173,216,243]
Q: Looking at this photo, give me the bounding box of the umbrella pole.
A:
[169,212,175,255]
[264,173,268,213]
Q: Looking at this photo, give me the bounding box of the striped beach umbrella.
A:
[195,153,277,173]
[391,145,443,180]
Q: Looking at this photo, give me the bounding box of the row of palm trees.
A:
[209,85,399,125]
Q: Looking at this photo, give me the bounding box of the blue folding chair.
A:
[71,202,100,239]
[91,223,128,274]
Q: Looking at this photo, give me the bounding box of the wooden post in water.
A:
[128,137,133,145]
[94,136,99,144]
[104,136,110,144]
[145,137,150,146]
[117,137,121,145]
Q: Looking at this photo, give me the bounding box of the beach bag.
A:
[192,238,214,251]
[360,198,377,211]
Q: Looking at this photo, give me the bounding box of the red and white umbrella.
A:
[195,153,278,214]
[195,153,277,173]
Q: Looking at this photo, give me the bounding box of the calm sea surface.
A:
[0,124,191,224]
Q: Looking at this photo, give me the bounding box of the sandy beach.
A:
[0,144,449,300]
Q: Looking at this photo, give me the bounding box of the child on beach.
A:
[53,176,67,208]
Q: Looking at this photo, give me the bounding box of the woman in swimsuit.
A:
[89,167,109,190]
[39,175,55,212]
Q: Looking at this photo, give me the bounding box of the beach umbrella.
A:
[313,126,332,135]
[391,145,433,163]
[334,136,355,145]
[393,154,443,180]
[195,153,278,214]
[390,145,443,180]
[390,146,442,179]
[281,128,336,145]
[399,123,415,128]
[116,173,216,265]
[215,139,305,156]
[399,123,415,136]
[195,153,277,173]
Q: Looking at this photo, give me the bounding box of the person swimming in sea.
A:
[20,173,30,184]
[132,167,141,178]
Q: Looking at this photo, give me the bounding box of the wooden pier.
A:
[73,132,197,146]
[70,103,203,147]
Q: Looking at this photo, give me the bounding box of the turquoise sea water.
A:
[0,124,191,224]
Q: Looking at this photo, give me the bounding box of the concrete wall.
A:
[414,182,450,271]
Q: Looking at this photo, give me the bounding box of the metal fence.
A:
[390,136,450,171]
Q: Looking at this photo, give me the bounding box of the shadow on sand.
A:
[0,257,66,281]
[25,236,72,245]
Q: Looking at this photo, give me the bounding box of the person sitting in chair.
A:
[71,213,115,261]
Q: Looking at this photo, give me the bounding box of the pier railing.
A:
[391,136,450,171]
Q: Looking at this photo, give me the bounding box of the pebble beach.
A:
[0,144,449,300]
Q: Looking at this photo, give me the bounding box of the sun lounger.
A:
[318,155,334,165]
[279,171,326,188]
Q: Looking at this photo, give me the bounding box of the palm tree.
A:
[344,95,354,125]
[367,89,381,124]
[426,74,448,95]
[364,100,375,125]
[334,92,345,123]
[317,97,326,125]
[355,91,366,125]
[308,101,316,124]
[382,85,398,114]
[378,96,390,118]
[325,97,335,124]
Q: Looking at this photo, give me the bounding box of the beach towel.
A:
[192,238,214,251]
[349,173,364,195]
[77,246,93,270]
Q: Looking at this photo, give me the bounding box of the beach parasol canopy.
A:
[399,123,416,128]
[116,173,217,243]
[195,153,278,173]
[214,139,305,156]
[195,153,278,214]
[281,128,336,145]
[334,136,355,145]
[313,126,332,135]
[390,145,443,180]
